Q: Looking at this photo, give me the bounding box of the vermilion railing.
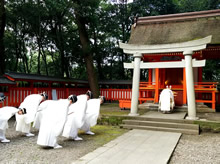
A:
[0,82,219,109]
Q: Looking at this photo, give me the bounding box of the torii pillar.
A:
[129,53,142,116]
[184,50,198,120]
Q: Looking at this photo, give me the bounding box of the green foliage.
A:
[2,0,220,81]
[173,0,220,12]
[203,60,220,81]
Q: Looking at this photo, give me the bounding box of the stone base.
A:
[186,116,199,120]
[128,113,140,116]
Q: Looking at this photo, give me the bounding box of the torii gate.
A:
[119,36,212,120]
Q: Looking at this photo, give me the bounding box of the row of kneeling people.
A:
[0,91,104,149]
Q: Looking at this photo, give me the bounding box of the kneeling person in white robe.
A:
[159,87,175,113]
[37,95,77,149]
[16,92,48,137]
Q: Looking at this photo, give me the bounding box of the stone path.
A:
[73,129,181,164]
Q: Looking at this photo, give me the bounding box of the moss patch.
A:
[194,120,220,133]
[100,103,149,116]
[78,125,128,146]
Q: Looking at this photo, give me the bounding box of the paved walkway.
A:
[73,129,181,164]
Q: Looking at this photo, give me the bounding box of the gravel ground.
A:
[0,119,220,164]
[169,132,220,164]
[0,119,126,164]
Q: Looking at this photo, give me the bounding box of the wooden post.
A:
[183,68,187,105]
[212,91,216,110]
[148,69,152,98]
[198,67,203,100]
[155,68,159,103]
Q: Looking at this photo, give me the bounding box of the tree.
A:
[72,0,100,97]
[0,0,5,75]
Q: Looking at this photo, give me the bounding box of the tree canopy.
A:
[0,0,219,89]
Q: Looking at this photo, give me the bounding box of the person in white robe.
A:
[159,86,175,113]
[0,107,26,143]
[62,95,88,140]
[80,96,104,135]
[15,92,48,137]
[33,100,55,130]
[37,95,77,149]
[62,90,95,140]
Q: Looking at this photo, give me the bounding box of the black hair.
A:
[40,92,48,100]
[19,108,27,114]
[99,96,106,104]
[0,93,6,103]
[86,90,93,99]
[68,95,77,103]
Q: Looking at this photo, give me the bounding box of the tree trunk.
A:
[0,0,5,75]
[75,12,99,98]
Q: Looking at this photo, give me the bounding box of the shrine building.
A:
[120,9,220,120]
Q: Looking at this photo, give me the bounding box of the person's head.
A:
[18,108,27,115]
[68,95,77,104]
[0,93,6,103]
[99,96,105,104]
[86,90,93,100]
[40,92,48,100]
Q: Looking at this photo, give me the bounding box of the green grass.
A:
[100,103,149,116]
[78,125,128,146]
[194,120,220,133]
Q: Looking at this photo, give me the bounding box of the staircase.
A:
[120,117,199,135]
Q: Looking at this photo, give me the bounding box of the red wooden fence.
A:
[0,84,219,109]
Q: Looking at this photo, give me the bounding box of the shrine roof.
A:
[4,72,88,84]
[129,9,220,45]
[3,72,133,85]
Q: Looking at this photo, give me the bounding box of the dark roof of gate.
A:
[0,76,16,84]
[129,9,220,45]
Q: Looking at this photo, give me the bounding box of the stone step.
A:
[122,120,199,130]
[127,116,194,124]
[139,103,214,112]
[121,124,199,135]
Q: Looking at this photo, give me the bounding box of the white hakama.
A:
[16,94,43,133]
[159,89,175,112]
[37,99,70,147]
[62,95,87,139]
[0,107,19,142]
[81,99,101,132]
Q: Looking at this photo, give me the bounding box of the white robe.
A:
[16,94,43,133]
[159,89,175,112]
[37,99,70,147]
[62,95,87,139]
[0,107,18,131]
[33,100,55,130]
[81,99,101,132]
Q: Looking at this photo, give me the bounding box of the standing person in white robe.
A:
[62,94,88,141]
[37,95,77,149]
[33,100,54,130]
[0,107,26,143]
[159,86,175,113]
[80,96,105,135]
[15,92,48,137]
